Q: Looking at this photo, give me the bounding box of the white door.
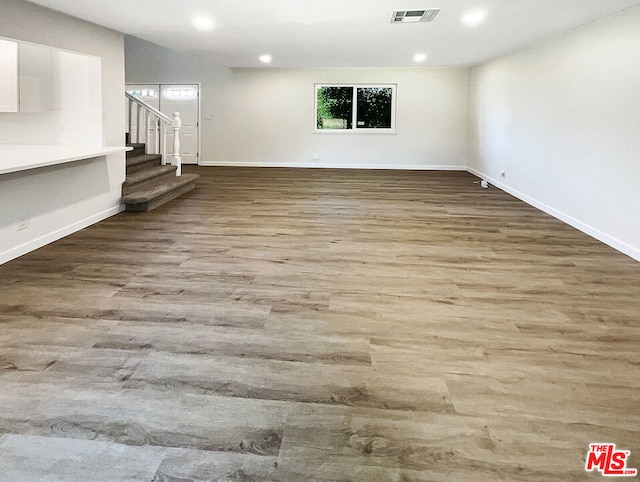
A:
[160,84,199,165]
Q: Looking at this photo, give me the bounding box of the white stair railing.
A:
[126,92,182,176]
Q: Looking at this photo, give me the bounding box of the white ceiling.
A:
[26,0,640,68]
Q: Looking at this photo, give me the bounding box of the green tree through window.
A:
[357,87,392,129]
[316,86,353,129]
[316,85,395,131]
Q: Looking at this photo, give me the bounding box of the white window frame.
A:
[314,83,397,134]
[126,88,157,98]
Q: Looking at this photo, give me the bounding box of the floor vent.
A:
[391,9,440,23]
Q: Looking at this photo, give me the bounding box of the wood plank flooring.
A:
[1,166,639,481]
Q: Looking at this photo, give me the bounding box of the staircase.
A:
[123,143,199,212]
[124,92,199,212]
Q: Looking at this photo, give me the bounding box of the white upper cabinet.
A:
[0,37,100,120]
[0,38,19,112]
[0,38,54,113]
[19,43,51,112]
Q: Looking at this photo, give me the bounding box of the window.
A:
[315,84,396,132]
[126,89,156,98]
[163,88,197,98]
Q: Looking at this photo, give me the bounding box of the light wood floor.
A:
[1,166,639,481]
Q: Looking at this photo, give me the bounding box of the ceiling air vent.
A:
[391,9,440,23]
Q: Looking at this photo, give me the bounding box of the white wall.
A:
[0,0,126,264]
[468,6,640,261]
[213,68,468,169]
[124,37,469,170]
[124,35,232,164]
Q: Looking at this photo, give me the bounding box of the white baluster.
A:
[127,100,133,144]
[149,114,156,154]
[144,110,149,146]
[172,112,182,176]
[160,123,167,166]
[136,104,142,144]
[152,116,159,155]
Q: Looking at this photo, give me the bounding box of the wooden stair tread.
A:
[123,175,198,212]
[126,153,162,167]
[123,173,199,205]
[126,144,146,160]
[123,142,196,212]
[123,164,177,186]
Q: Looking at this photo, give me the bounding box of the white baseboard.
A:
[0,205,125,266]
[467,167,640,262]
[199,160,467,171]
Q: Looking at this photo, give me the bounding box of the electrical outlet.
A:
[500,170,506,178]
[313,153,320,160]
[17,215,29,231]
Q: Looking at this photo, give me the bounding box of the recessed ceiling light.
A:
[461,8,488,28]
[413,53,428,63]
[259,54,272,64]
[192,16,214,31]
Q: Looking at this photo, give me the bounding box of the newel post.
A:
[172,112,182,176]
